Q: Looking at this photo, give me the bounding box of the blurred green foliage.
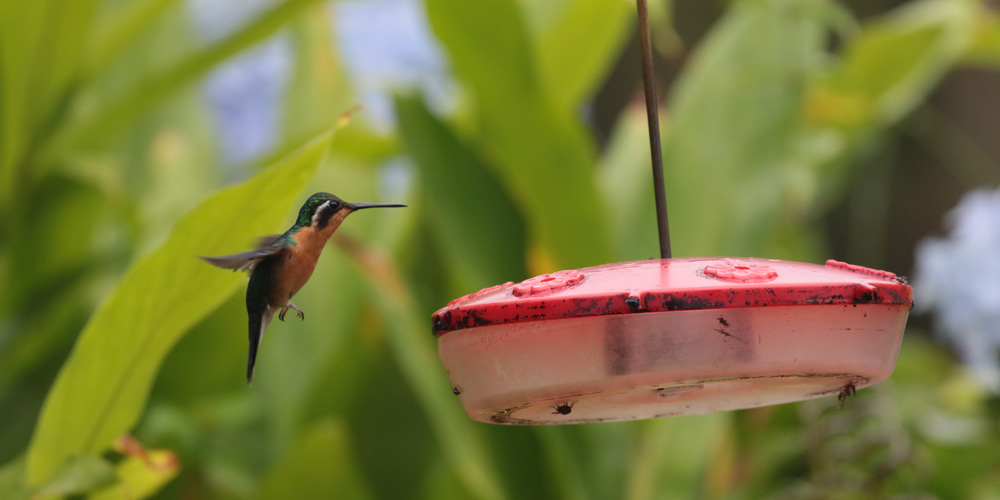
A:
[1,0,999,499]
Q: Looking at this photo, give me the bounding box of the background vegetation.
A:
[1,0,999,498]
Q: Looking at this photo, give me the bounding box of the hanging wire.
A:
[636,0,672,259]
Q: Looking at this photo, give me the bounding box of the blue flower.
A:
[916,187,1000,391]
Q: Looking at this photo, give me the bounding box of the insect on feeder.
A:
[431,0,912,425]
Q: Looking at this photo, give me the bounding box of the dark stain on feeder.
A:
[660,293,727,311]
[552,401,577,415]
[714,327,743,342]
[604,315,631,375]
[432,313,447,335]
[626,295,641,312]
[717,316,730,327]
[488,404,534,424]
[656,384,704,396]
[804,376,870,398]
[489,410,511,424]
[837,381,857,409]
[855,288,880,304]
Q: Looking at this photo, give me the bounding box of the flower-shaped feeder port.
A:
[433,258,912,425]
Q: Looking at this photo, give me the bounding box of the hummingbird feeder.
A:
[431,0,912,425]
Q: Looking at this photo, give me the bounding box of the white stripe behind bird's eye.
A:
[311,200,333,226]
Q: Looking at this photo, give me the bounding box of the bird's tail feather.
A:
[247,309,273,384]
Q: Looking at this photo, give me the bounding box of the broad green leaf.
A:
[27,0,101,130]
[533,424,634,500]
[282,5,357,146]
[85,0,182,77]
[257,419,373,500]
[625,414,731,500]
[338,238,506,500]
[597,105,661,261]
[32,455,117,498]
[810,0,976,129]
[534,428,593,500]
[0,0,99,208]
[425,0,611,270]
[49,0,327,157]
[0,1,47,206]
[579,425,634,500]
[659,0,829,256]
[418,457,477,500]
[0,457,29,500]
[534,0,633,111]
[6,178,107,309]
[395,95,528,290]
[798,0,978,219]
[425,0,536,104]
[25,129,334,487]
[963,7,1000,66]
[0,283,87,390]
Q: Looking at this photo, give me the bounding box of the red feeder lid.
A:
[433,258,912,336]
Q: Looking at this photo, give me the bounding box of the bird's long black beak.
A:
[350,202,407,210]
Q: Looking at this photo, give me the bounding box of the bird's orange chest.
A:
[266,214,347,307]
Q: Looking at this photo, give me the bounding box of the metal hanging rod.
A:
[636,0,672,259]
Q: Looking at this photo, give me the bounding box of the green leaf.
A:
[395,95,528,290]
[338,238,506,500]
[33,455,117,498]
[257,419,373,500]
[25,129,334,487]
[0,1,49,205]
[625,414,731,500]
[0,0,100,209]
[0,457,29,500]
[49,0,326,156]
[796,0,979,225]
[417,458,477,500]
[534,428,594,500]
[85,0,182,77]
[27,0,101,129]
[425,0,611,270]
[963,7,1000,66]
[597,106,660,261]
[812,0,976,128]
[659,0,829,256]
[534,0,633,111]
[282,5,357,146]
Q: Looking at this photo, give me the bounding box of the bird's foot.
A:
[279,302,305,322]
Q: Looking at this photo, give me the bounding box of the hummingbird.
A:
[201,192,405,383]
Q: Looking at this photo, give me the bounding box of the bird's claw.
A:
[279,303,305,322]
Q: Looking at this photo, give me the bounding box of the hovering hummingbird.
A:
[201,192,405,383]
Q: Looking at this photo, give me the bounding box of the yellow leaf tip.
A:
[336,105,364,130]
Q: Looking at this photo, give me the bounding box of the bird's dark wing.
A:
[200,245,285,273]
[255,234,283,248]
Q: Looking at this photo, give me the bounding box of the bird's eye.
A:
[330,201,340,211]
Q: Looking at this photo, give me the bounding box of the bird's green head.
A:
[295,192,406,230]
